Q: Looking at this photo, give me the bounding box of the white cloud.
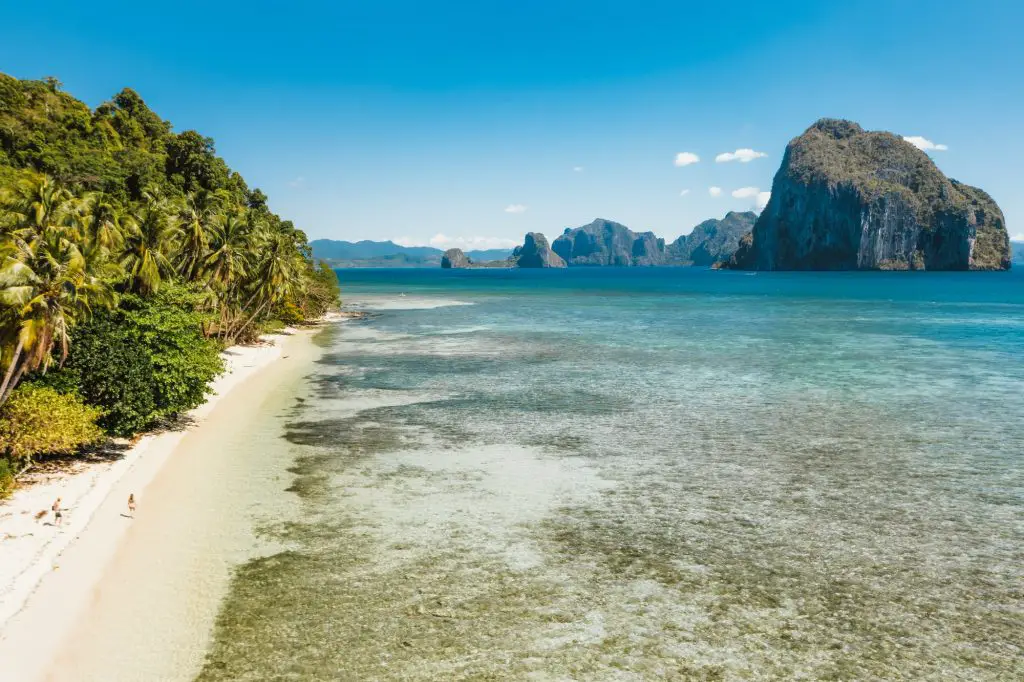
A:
[674,152,700,167]
[708,186,722,197]
[573,166,584,172]
[679,189,691,196]
[715,148,767,163]
[428,233,520,250]
[287,176,306,188]
[731,186,761,199]
[1012,233,1024,242]
[504,204,528,214]
[730,187,772,210]
[903,136,948,152]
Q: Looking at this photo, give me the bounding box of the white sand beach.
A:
[0,322,329,682]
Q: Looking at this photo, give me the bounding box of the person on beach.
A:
[128,494,136,517]
[52,498,63,526]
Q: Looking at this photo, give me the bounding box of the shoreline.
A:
[0,318,333,682]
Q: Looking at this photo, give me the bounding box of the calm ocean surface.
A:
[198,268,1024,680]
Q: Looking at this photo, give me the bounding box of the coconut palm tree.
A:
[120,190,179,294]
[224,229,304,343]
[203,208,259,338]
[203,207,252,292]
[176,188,227,282]
[77,192,127,255]
[0,172,75,242]
[0,228,116,405]
[0,172,87,402]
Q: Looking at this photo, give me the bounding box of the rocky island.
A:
[488,214,758,269]
[729,119,1010,270]
[512,232,567,268]
[552,219,665,266]
[441,248,471,268]
[667,211,756,266]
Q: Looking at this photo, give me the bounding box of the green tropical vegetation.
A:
[0,74,340,493]
[0,385,104,471]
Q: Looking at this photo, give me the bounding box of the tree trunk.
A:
[15,462,32,481]
[223,290,263,341]
[0,339,25,406]
[0,360,28,406]
[227,299,270,346]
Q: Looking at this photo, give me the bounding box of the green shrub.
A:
[274,300,306,326]
[41,286,224,436]
[260,318,288,334]
[0,385,103,467]
[0,458,14,498]
[119,290,224,418]
[44,317,158,435]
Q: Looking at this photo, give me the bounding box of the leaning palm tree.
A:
[120,190,179,294]
[0,229,116,405]
[1,172,84,398]
[224,230,304,343]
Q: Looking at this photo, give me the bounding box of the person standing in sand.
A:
[127,494,136,517]
[52,498,63,526]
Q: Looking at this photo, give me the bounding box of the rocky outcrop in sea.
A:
[513,232,567,268]
[553,219,666,266]
[667,211,756,266]
[729,119,1010,270]
[499,214,755,269]
[441,248,471,268]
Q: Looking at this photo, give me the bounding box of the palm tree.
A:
[0,172,90,403]
[0,172,76,242]
[202,208,256,338]
[77,192,127,254]
[224,230,304,343]
[176,188,226,282]
[0,228,116,405]
[202,207,252,292]
[120,190,179,294]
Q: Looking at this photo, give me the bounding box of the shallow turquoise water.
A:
[198,268,1024,680]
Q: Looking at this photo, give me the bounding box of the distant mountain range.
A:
[309,239,513,267]
[315,221,1020,271]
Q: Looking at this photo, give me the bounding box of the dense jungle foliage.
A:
[0,74,340,490]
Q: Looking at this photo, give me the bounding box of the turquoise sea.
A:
[199,268,1023,680]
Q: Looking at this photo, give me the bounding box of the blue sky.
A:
[2,0,1022,247]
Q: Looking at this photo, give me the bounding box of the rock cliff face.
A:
[553,219,666,266]
[667,211,756,265]
[729,119,1010,270]
[441,248,470,268]
[513,232,567,268]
